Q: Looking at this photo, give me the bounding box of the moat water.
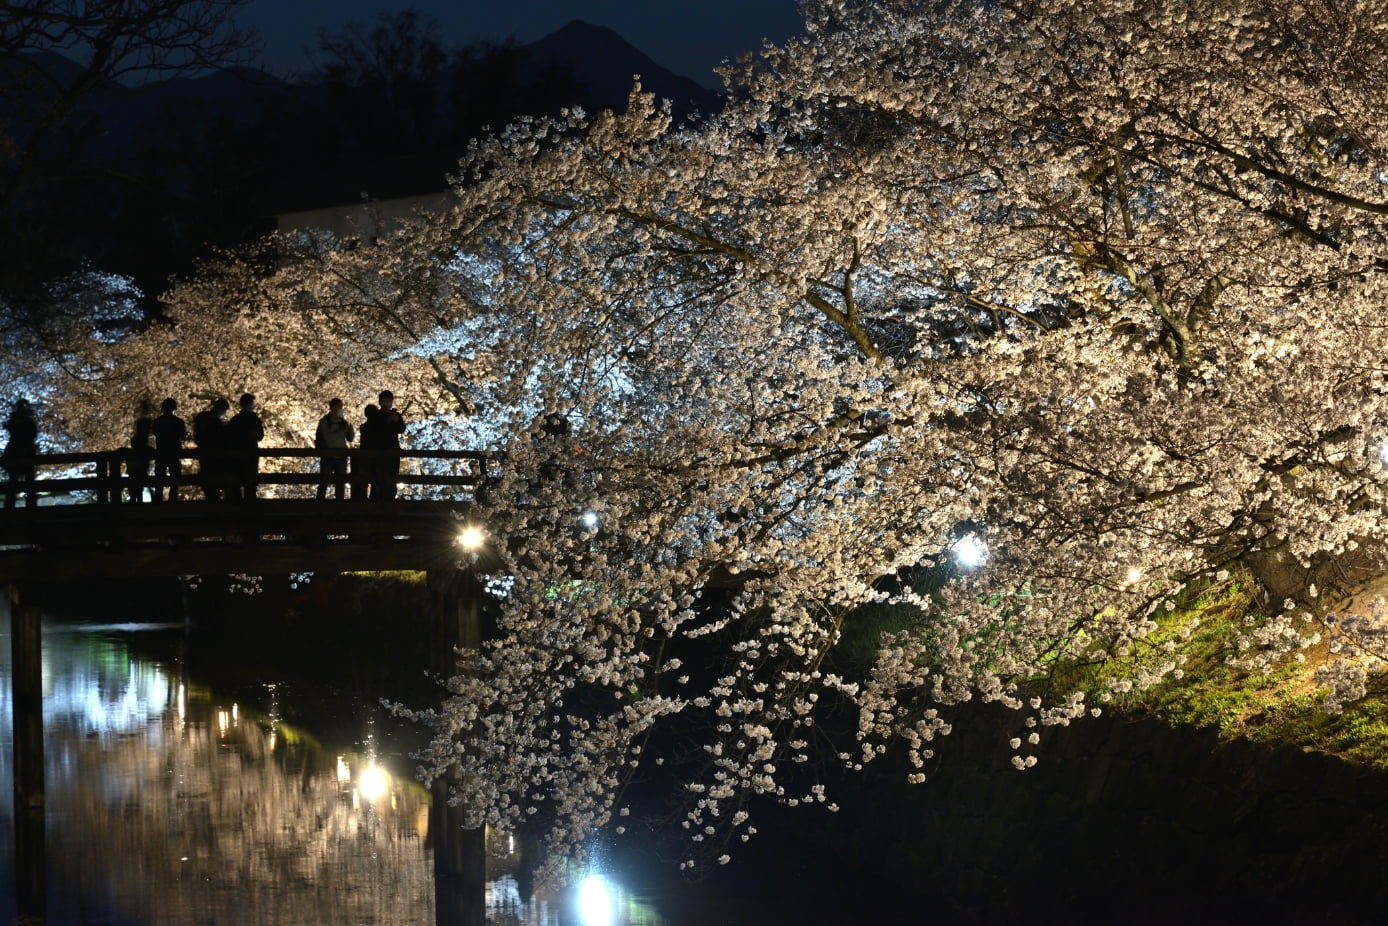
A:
[5,579,1388,925]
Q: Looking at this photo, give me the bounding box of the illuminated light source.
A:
[1126,567,1143,585]
[576,874,616,926]
[358,763,389,802]
[952,533,988,568]
[457,526,486,550]
[336,756,351,783]
[579,510,599,530]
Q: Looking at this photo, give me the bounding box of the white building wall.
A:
[275,192,450,242]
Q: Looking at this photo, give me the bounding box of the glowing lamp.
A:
[953,534,988,568]
[358,763,389,802]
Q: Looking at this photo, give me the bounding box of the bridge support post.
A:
[427,569,487,926]
[96,452,116,504]
[6,583,46,923]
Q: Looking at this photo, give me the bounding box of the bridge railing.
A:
[0,448,501,506]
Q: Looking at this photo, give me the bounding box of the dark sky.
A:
[238,0,805,87]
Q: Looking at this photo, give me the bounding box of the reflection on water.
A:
[1,619,665,926]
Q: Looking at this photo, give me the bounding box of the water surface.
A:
[1,617,663,926]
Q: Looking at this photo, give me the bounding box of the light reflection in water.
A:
[1,620,667,926]
[578,874,617,926]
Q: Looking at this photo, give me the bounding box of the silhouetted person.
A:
[151,397,187,502]
[314,397,354,500]
[355,403,383,500]
[375,390,406,501]
[2,397,38,508]
[532,409,578,487]
[224,393,264,502]
[193,398,230,501]
[126,399,155,502]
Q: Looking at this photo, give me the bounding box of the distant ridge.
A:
[0,19,728,291]
[524,20,721,120]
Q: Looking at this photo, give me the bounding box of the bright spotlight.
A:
[359,763,389,802]
[579,510,599,530]
[952,534,988,568]
[457,526,486,550]
[576,874,616,926]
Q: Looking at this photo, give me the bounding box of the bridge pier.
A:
[428,569,487,926]
[6,582,46,924]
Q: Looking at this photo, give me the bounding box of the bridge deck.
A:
[0,499,492,580]
[0,449,502,581]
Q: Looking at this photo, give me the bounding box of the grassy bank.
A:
[1059,576,1388,769]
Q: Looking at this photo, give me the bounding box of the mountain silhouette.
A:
[524,20,719,123]
[0,20,726,301]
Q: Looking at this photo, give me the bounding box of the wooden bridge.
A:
[0,447,503,582]
[3,446,501,924]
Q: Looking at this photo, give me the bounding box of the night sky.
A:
[238,0,806,87]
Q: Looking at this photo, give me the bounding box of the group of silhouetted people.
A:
[115,393,260,502]
[2,390,411,507]
[124,396,197,502]
[182,393,264,502]
[119,390,404,503]
[312,390,406,501]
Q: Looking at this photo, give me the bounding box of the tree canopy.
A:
[32,0,1388,874]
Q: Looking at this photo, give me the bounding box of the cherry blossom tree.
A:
[40,0,1388,873]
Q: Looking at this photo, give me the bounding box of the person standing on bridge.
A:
[126,399,155,503]
[314,397,354,500]
[225,393,264,502]
[193,397,230,501]
[375,390,406,501]
[2,397,38,509]
[353,403,380,500]
[152,398,187,502]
